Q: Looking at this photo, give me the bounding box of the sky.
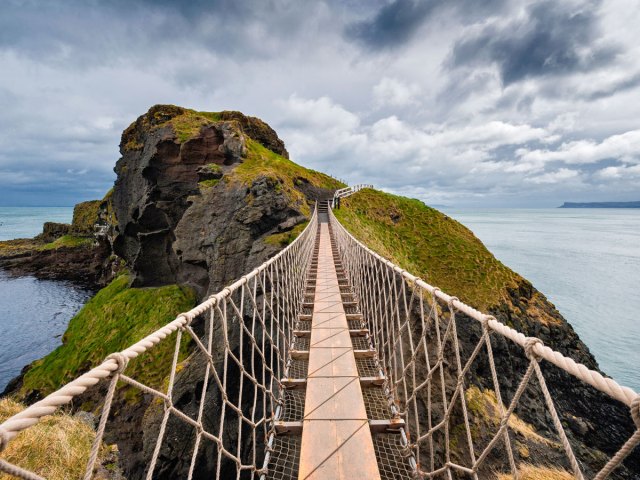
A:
[1,0,639,207]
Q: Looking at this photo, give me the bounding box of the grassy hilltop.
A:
[334,189,521,310]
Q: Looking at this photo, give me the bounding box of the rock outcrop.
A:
[0,194,120,289]
[38,222,71,242]
[112,105,328,297]
[96,105,340,476]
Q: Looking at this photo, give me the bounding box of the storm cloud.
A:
[449,0,619,85]
[0,0,639,207]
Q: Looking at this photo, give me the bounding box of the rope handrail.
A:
[1,188,639,479]
[327,202,640,479]
[0,205,320,480]
[332,184,373,207]
[329,212,637,405]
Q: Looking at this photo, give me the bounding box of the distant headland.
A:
[559,201,640,208]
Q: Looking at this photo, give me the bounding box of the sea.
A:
[0,207,638,393]
[442,208,640,392]
[0,207,93,392]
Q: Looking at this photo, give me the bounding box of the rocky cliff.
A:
[2,105,341,478]
[112,105,330,297]
[0,194,120,288]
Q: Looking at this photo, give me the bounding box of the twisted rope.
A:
[0,205,319,480]
[327,203,639,480]
[2,192,639,480]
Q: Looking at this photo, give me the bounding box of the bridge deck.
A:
[298,222,381,480]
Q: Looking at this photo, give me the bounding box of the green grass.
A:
[202,163,222,174]
[71,200,101,235]
[169,109,223,143]
[198,178,220,188]
[20,274,197,398]
[334,190,521,309]
[264,221,309,247]
[229,139,345,216]
[40,235,93,251]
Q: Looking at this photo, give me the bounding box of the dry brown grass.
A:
[466,386,556,447]
[0,398,105,480]
[496,463,574,479]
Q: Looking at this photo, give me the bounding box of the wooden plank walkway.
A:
[298,222,381,480]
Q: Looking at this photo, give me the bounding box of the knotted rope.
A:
[327,204,640,480]
[1,195,639,480]
[0,206,319,480]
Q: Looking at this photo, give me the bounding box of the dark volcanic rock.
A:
[112,106,301,295]
[38,222,71,242]
[105,107,334,478]
[219,110,289,158]
[0,195,120,289]
[0,241,107,287]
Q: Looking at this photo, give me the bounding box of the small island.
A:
[559,200,640,208]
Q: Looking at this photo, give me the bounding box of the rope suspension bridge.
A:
[0,188,639,479]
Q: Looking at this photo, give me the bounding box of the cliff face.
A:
[112,105,316,297]
[102,105,341,476]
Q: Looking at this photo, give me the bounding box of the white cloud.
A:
[373,77,421,107]
[1,0,640,206]
[596,164,640,179]
[526,168,580,184]
[517,130,640,165]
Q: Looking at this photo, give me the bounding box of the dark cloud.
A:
[345,0,506,50]
[585,72,640,100]
[346,0,439,49]
[0,0,638,207]
[0,0,307,66]
[448,0,619,85]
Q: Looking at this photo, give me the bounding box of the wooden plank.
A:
[359,376,385,387]
[275,421,303,435]
[353,349,376,359]
[299,222,381,480]
[281,378,307,388]
[368,418,406,433]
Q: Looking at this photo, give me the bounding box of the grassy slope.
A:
[229,139,344,216]
[0,398,110,480]
[334,189,521,310]
[20,274,196,397]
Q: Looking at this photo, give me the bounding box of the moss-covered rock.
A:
[19,274,196,398]
[113,106,343,295]
[120,104,288,157]
[71,200,102,236]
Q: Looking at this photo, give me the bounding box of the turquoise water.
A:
[442,208,640,392]
[0,206,74,241]
[0,207,91,391]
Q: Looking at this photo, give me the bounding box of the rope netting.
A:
[0,207,319,480]
[328,206,640,479]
